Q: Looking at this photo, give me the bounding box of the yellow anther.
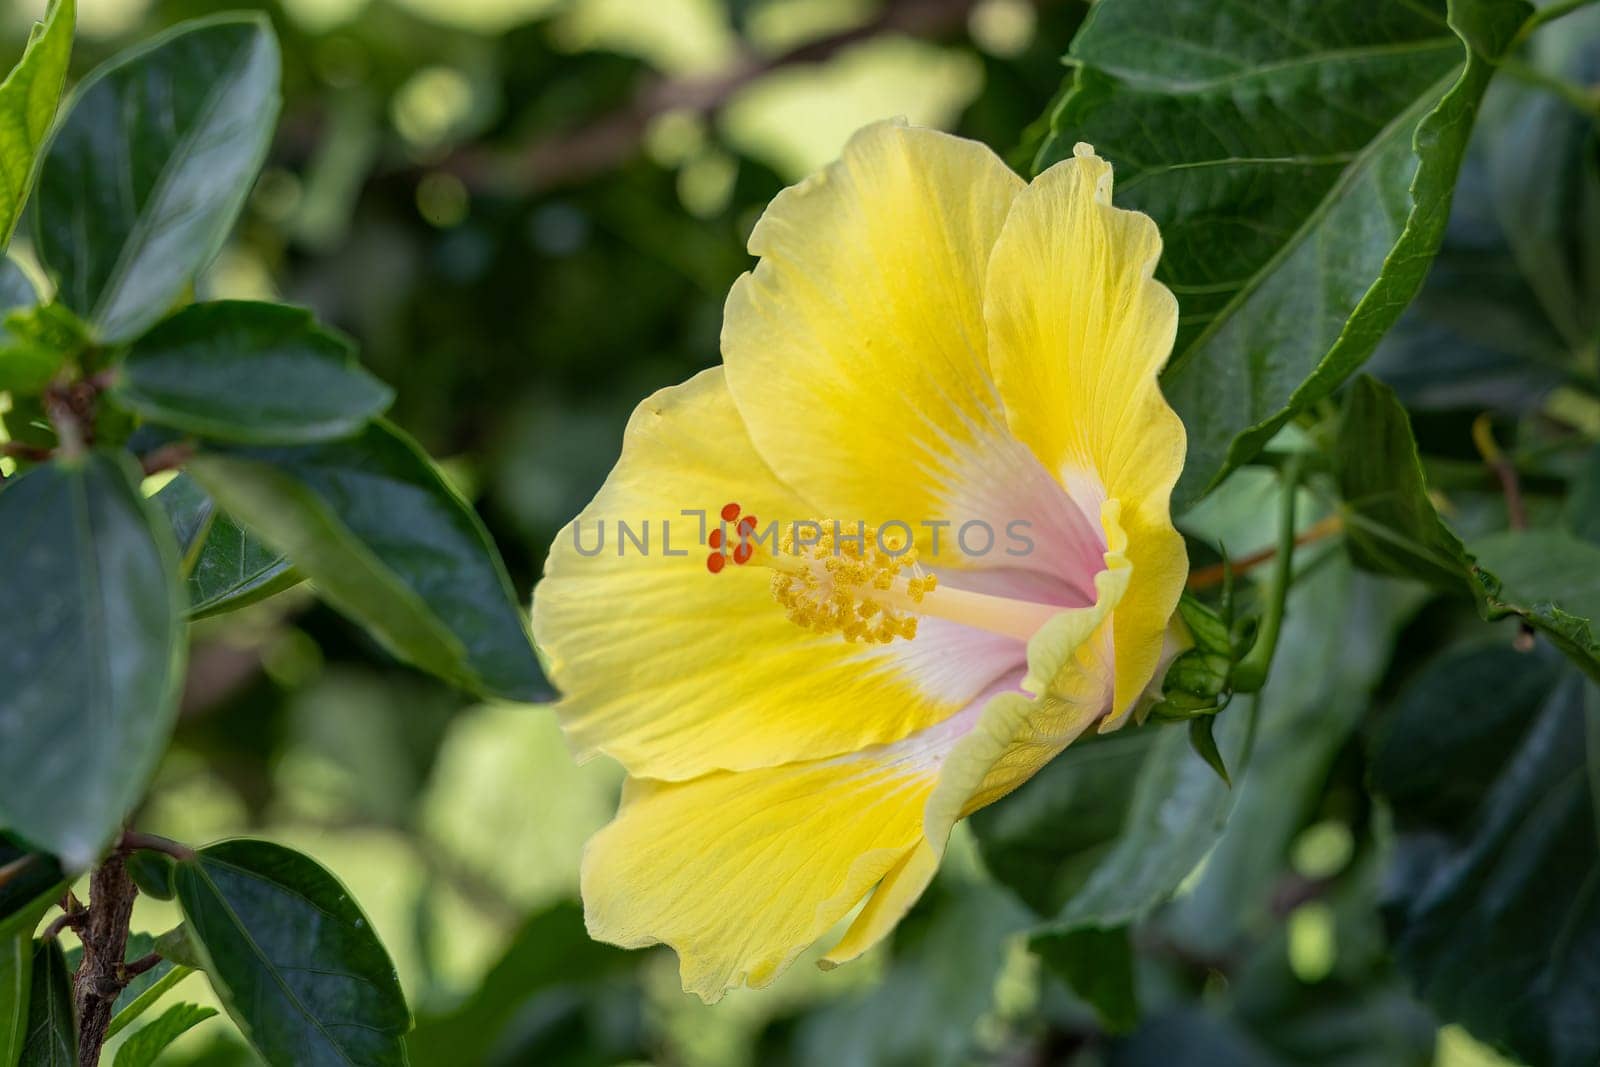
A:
[767,522,923,645]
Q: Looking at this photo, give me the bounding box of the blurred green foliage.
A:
[3,0,1595,1064]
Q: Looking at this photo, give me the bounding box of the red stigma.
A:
[733,541,753,565]
[737,515,757,535]
[720,502,741,522]
[706,552,726,574]
[708,529,724,549]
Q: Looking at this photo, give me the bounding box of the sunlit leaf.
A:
[0,0,73,250]
[34,15,280,342]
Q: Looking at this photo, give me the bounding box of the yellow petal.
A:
[983,144,1187,723]
[582,753,935,1002]
[722,120,1028,553]
[585,505,1133,995]
[532,368,997,780]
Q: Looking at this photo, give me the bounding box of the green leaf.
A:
[112,302,393,444]
[1162,561,1422,958]
[124,852,175,903]
[1037,0,1533,507]
[156,473,297,618]
[1032,926,1140,1034]
[1334,374,1600,679]
[17,941,72,1067]
[1,932,31,1067]
[793,878,1031,1067]
[0,838,64,942]
[407,902,632,1066]
[174,839,410,1067]
[970,706,1248,927]
[33,15,280,342]
[1373,644,1600,1067]
[0,453,186,870]
[0,304,86,397]
[1472,528,1600,679]
[112,1003,217,1067]
[106,966,194,1042]
[1334,375,1481,594]
[187,422,543,701]
[0,0,73,250]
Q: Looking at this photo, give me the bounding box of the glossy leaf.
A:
[156,473,297,618]
[112,302,393,444]
[33,15,280,342]
[0,453,186,869]
[112,1003,216,1067]
[970,704,1248,928]
[187,422,543,700]
[0,0,73,249]
[174,839,410,1067]
[1037,0,1533,506]
[1374,645,1600,1067]
[17,941,72,1067]
[1,933,29,1067]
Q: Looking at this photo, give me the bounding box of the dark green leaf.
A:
[971,705,1248,927]
[156,473,297,618]
[793,878,1031,1067]
[1037,0,1532,506]
[1335,376,1481,594]
[1473,529,1600,680]
[1032,926,1139,1034]
[125,852,175,902]
[1163,562,1421,958]
[113,1003,217,1067]
[187,422,543,700]
[175,839,409,1067]
[1374,645,1600,1067]
[0,838,64,942]
[1188,717,1229,786]
[1,932,31,1067]
[1335,374,1600,679]
[407,903,631,1066]
[17,941,72,1067]
[0,0,73,249]
[112,302,393,444]
[0,453,186,869]
[33,15,280,342]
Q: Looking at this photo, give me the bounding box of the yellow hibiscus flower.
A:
[532,120,1186,1002]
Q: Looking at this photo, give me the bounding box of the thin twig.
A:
[1,441,53,462]
[0,853,39,891]
[41,909,87,941]
[440,0,1005,195]
[118,831,196,863]
[121,952,163,980]
[138,442,195,477]
[1187,514,1344,591]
